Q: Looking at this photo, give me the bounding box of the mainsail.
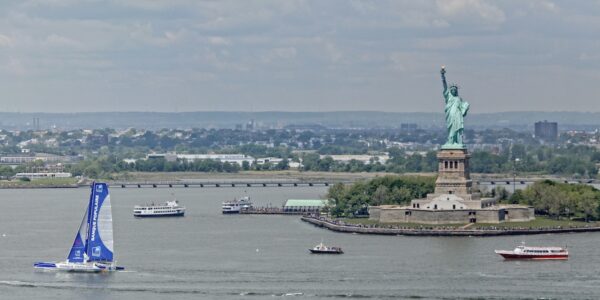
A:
[85,183,114,262]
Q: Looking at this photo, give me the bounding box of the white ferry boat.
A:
[133,200,185,217]
[495,244,568,260]
[222,196,252,214]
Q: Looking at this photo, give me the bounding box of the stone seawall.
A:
[301,216,600,237]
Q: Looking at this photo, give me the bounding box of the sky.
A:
[0,0,600,113]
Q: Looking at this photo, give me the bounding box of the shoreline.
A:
[301,215,600,237]
[0,185,80,189]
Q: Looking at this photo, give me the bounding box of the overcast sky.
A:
[0,0,599,113]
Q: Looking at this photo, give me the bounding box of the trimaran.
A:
[34,182,124,272]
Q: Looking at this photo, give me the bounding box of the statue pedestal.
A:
[434,149,472,196]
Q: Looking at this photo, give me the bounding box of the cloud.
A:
[436,0,506,25]
[0,34,13,47]
[128,23,185,46]
[208,36,231,46]
[0,0,600,113]
[44,34,83,49]
[6,57,26,75]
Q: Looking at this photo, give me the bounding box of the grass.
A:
[476,217,600,229]
[337,216,600,229]
[0,177,79,188]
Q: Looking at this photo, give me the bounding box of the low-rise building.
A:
[283,199,329,213]
[146,153,255,166]
[14,172,72,179]
[321,154,389,164]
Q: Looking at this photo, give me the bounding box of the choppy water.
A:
[1,186,600,299]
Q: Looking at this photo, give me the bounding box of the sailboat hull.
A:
[34,261,124,272]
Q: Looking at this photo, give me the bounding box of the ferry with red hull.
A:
[495,245,568,260]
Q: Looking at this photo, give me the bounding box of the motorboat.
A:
[495,244,568,260]
[309,241,343,254]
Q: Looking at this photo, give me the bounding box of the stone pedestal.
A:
[434,149,472,196]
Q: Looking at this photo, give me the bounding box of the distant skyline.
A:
[1,1,600,113]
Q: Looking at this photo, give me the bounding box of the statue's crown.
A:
[449,83,459,89]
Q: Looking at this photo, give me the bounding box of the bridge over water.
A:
[109,179,350,188]
[108,178,599,189]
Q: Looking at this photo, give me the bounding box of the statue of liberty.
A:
[440,66,469,149]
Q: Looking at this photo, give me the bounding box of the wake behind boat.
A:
[34,182,124,272]
[495,244,568,260]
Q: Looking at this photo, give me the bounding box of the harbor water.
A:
[1,187,600,299]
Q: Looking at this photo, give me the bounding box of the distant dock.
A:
[239,207,308,215]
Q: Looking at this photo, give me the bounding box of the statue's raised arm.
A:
[440,66,448,92]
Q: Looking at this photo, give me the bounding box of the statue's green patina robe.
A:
[443,88,469,148]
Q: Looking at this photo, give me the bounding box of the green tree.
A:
[372,185,389,206]
[242,160,250,171]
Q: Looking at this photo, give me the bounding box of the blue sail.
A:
[66,207,89,263]
[85,183,114,262]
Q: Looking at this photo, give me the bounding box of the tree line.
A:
[506,180,600,221]
[326,175,436,217]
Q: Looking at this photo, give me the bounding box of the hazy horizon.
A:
[1,109,600,114]
[1,1,600,113]
[0,109,600,114]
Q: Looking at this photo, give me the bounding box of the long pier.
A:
[109,180,347,188]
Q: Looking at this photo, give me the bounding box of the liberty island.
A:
[368,68,534,224]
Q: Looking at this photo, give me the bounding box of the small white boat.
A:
[133,200,185,217]
[34,183,124,272]
[495,244,568,260]
[309,240,343,254]
[222,196,252,214]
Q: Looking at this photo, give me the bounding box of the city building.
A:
[320,154,389,164]
[283,199,329,213]
[400,123,418,131]
[534,120,558,141]
[14,172,72,179]
[146,153,255,166]
[0,153,82,165]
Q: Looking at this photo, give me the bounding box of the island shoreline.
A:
[301,215,600,237]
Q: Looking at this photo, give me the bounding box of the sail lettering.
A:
[90,195,99,241]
